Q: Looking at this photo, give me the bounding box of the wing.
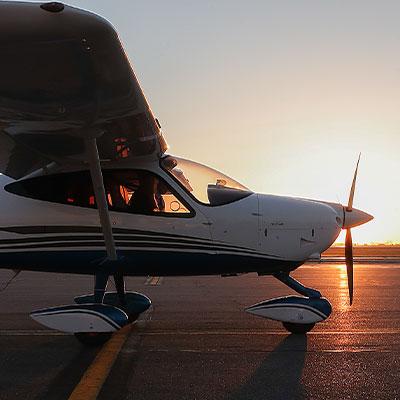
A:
[0,2,168,179]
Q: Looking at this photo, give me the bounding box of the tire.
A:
[282,322,315,334]
[74,332,112,346]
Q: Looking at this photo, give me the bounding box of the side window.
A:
[5,169,192,216]
[103,170,191,215]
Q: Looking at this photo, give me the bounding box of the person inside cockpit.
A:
[129,174,164,214]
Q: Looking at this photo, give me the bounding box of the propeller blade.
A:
[345,228,354,305]
[347,153,361,211]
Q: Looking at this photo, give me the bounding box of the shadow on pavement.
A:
[228,334,307,400]
[35,337,99,400]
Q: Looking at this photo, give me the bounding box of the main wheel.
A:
[282,322,315,334]
[74,332,112,346]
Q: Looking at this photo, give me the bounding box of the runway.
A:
[0,263,399,399]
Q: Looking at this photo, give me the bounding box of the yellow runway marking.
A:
[68,324,132,400]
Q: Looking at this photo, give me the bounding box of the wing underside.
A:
[0,2,167,179]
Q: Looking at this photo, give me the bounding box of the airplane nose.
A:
[342,207,373,229]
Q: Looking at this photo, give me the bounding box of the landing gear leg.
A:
[274,272,322,298]
[94,269,109,303]
[114,271,126,306]
[113,271,139,322]
[74,268,114,347]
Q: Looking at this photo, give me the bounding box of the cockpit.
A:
[161,156,253,206]
[5,157,253,213]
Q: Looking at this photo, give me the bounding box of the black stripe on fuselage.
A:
[0,234,245,249]
[0,226,215,244]
[0,225,247,248]
[0,240,281,259]
[0,226,277,256]
[0,235,271,256]
[0,225,209,240]
[0,226,102,235]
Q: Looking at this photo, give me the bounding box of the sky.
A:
[19,1,400,243]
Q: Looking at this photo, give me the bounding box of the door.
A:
[105,169,213,275]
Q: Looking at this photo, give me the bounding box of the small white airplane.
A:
[0,2,373,345]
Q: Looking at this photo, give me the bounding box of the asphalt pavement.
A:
[0,264,399,399]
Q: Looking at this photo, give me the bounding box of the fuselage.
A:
[0,155,347,277]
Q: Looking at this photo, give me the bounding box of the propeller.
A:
[344,153,361,305]
[345,228,353,305]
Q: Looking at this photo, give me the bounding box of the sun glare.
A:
[337,264,351,311]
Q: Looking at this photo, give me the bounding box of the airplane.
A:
[0,2,373,345]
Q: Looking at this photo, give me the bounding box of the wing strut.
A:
[85,138,122,304]
[85,138,117,261]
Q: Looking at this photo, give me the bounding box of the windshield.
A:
[161,156,252,206]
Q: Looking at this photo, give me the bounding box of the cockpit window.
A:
[5,170,192,216]
[161,156,253,206]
